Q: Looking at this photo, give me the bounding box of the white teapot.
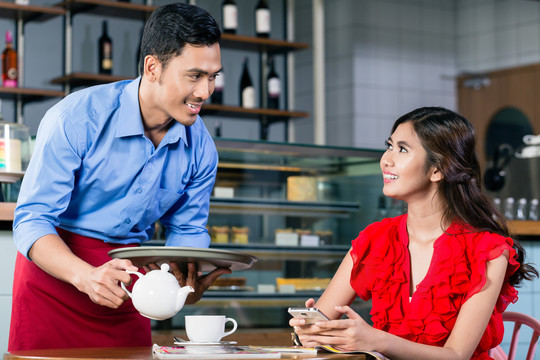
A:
[121,263,194,320]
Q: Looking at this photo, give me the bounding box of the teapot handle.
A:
[120,270,143,298]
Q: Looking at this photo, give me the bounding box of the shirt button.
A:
[136,188,142,194]
[125,218,131,224]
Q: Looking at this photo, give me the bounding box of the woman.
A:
[290,107,538,360]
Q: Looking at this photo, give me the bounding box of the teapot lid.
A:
[143,263,177,283]
[160,263,170,272]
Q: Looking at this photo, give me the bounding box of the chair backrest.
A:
[489,311,540,360]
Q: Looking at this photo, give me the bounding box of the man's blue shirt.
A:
[13,78,218,258]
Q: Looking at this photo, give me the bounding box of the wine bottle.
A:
[222,0,238,34]
[239,58,255,108]
[266,57,280,109]
[2,31,18,88]
[98,21,113,74]
[212,69,224,105]
[255,0,270,38]
[214,121,222,137]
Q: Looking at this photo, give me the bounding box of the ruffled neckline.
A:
[397,215,456,301]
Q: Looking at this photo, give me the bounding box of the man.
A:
[9,3,228,350]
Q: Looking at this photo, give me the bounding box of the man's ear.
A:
[430,167,443,182]
[143,55,161,81]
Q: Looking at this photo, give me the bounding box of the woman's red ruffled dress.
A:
[350,214,519,360]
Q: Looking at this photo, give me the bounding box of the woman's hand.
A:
[289,298,325,347]
[313,305,379,352]
[290,303,380,351]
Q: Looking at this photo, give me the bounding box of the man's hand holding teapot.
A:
[76,258,138,309]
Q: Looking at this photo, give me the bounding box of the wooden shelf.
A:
[508,220,540,236]
[0,203,16,221]
[0,86,65,102]
[0,3,65,22]
[202,104,308,121]
[220,33,309,55]
[54,0,155,19]
[50,72,132,87]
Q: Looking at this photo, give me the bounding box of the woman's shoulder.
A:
[445,222,513,251]
[351,215,406,254]
[440,223,519,309]
[363,214,405,233]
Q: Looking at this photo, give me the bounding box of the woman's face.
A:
[380,121,441,203]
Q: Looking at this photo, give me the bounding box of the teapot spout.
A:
[176,286,195,312]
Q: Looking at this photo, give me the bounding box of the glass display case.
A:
[209,139,387,247]
[153,139,397,329]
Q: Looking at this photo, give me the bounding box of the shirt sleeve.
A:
[13,107,84,259]
[160,130,218,248]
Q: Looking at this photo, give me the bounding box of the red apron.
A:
[8,229,152,351]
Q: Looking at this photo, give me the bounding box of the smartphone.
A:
[288,307,330,324]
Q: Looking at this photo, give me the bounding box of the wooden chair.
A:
[489,311,540,360]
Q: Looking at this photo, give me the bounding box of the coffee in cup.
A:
[185,315,238,343]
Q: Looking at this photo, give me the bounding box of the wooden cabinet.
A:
[457,63,540,168]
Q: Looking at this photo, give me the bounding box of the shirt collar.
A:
[163,121,188,147]
[115,77,145,138]
[115,77,189,147]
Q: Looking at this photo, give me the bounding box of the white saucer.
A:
[174,340,237,346]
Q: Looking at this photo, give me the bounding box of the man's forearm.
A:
[28,234,94,291]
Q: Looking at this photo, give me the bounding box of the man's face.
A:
[155,43,221,126]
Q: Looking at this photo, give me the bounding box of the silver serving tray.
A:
[108,246,257,272]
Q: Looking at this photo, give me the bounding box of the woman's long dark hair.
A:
[392,107,538,286]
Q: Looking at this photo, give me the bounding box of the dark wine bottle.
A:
[212,69,224,105]
[214,121,222,137]
[98,21,113,74]
[266,57,280,109]
[222,0,238,34]
[239,58,255,108]
[255,0,270,38]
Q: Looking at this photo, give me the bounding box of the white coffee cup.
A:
[185,315,238,343]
